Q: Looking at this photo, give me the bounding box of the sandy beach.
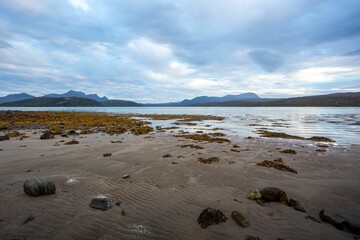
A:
[0,113,359,240]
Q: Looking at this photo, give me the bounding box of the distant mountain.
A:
[194,92,360,107]
[0,93,35,103]
[44,90,109,102]
[0,97,141,107]
[161,92,261,106]
[0,97,101,107]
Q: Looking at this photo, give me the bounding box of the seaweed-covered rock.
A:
[231,211,250,228]
[0,135,10,141]
[40,131,54,140]
[247,190,262,200]
[23,178,56,197]
[198,208,228,229]
[90,197,112,210]
[319,210,360,235]
[260,187,288,204]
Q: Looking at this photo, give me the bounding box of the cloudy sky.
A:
[0,0,359,102]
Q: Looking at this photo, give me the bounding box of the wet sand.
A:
[0,130,359,240]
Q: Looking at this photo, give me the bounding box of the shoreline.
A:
[0,112,359,239]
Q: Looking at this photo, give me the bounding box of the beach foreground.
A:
[0,112,359,240]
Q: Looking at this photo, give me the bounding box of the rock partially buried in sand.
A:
[319,210,360,235]
[103,153,112,157]
[123,174,130,179]
[23,178,56,197]
[245,235,260,240]
[288,199,306,212]
[247,189,262,200]
[260,187,288,204]
[40,131,54,140]
[0,135,10,141]
[90,197,112,210]
[231,211,250,228]
[198,208,228,229]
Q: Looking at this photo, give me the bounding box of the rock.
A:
[23,215,35,225]
[319,210,360,235]
[121,210,126,216]
[305,215,321,223]
[245,235,260,240]
[197,207,228,229]
[115,201,122,206]
[288,199,306,212]
[40,131,54,140]
[90,197,111,210]
[23,178,56,197]
[163,154,172,158]
[247,189,262,200]
[231,211,250,228]
[103,153,112,157]
[260,187,288,204]
[123,174,130,179]
[0,135,10,141]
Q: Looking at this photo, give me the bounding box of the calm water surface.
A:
[1,107,359,144]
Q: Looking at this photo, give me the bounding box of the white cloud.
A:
[69,0,90,12]
[1,0,48,14]
[293,67,359,83]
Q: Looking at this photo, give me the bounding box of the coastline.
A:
[0,112,359,239]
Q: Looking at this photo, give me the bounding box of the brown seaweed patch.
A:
[130,126,153,135]
[280,149,297,154]
[177,144,204,149]
[315,149,326,152]
[257,130,335,142]
[5,131,23,138]
[174,134,230,143]
[198,157,220,164]
[317,144,329,148]
[209,132,226,137]
[307,136,335,142]
[256,158,297,173]
[80,129,94,134]
[65,139,79,145]
[138,114,224,121]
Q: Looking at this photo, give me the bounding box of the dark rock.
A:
[288,199,306,212]
[260,187,288,204]
[163,154,172,158]
[197,207,228,229]
[121,210,126,216]
[319,210,360,234]
[61,134,68,138]
[90,197,111,210]
[123,174,130,179]
[305,215,321,223]
[231,211,250,228]
[23,178,56,197]
[245,235,260,240]
[115,201,122,206]
[40,131,54,140]
[23,216,35,225]
[103,153,112,157]
[67,130,78,135]
[0,135,10,141]
[65,139,79,145]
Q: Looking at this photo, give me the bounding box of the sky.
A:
[0,0,359,103]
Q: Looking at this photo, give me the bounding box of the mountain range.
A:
[0,90,359,107]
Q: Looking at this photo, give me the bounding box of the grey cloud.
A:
[248,50,283,72]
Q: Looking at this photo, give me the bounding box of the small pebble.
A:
[103,153,112,157]
[123,174,130,179]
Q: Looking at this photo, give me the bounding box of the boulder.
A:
[231,211,250,228]
[23,178,56,197]
[90,197,112,210]
[260,187,288,204]
[40,131,54,140]
[197,207,228,229]
[319,210,360,235]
